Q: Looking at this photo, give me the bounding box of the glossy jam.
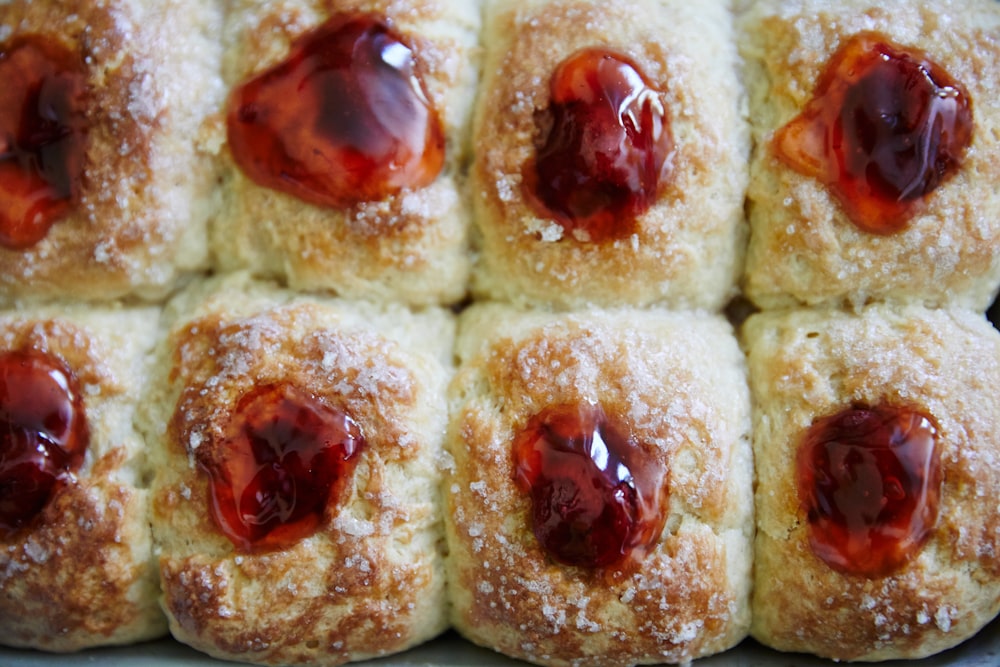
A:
[511,402,666,568]
[797,404,941,577]
[524,48,672,242]
[226,13,444,209]
[204,383,364,552]
[0,349,88,535]
[0,35,87,250]
[775,32,972,234]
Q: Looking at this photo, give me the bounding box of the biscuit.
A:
[445,303,753,666]
[470,0,749,310]
[211,0,479,306]
[0,0,223,305]
[740,0,1000,310]
[744,305,1000,660]
[0,305,165,651]
[142,274,454,666]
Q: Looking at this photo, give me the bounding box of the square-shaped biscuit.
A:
[444,304,753,666]
[0,0,223,305]
[211,0,480,306]
[743,305,1000,660]
[470,0,749,310]
[740,0,1000,310]
[0,305,165,651]
[141,274,454,666]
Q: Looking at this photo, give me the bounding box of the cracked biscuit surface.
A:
[0,306,165,651]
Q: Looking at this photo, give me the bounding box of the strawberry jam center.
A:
[204,383,364,552]
[524,48,672,242]
[775,32,972,234]
[797,404,941,577]
[226,13,444,209]
[0,349,88,536]
[512,402,666,568]
[0,35,88,249]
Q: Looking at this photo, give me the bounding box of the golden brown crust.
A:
[213,0,480,306]
[743,305,1000,661]
[0,0,224,305]
[740,0,1000,310]
[0,307,165,651]
[470,0,748,309]
[445,304,753,666]
[144,275,453,666]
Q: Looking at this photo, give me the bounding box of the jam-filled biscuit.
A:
[740,0,1000,310]
[0,306,165,651]
[212,0,479,306]
[470,0,749,310]
[743,305,1000,660]
[142,274,453,666]
[0,0,223,305]
[444,304,753,666]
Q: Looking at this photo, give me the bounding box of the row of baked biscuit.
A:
[0,0,748,310]
[3,274,1000,665]
[5,0,999,312]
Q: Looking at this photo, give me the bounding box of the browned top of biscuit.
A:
[0,0,222,304]
[446,306,752,666]
[214,0,479,305]
[0,312,164,651]
[471,0,748,309]
[147,281,452,665]
[740,0,1000,309]
[744,306,1000,660]
[168,307,422,474]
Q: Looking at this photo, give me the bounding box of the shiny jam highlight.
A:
[0,349,88,536]
[204,383,364,552]
[226,13,444,209]
[775,32,972,234]
[525,48,673,242]
[797,404,941,577]
[0,35,88,249]
[512,402,666,568]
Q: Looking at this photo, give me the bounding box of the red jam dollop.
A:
[0,349,88,536]
[774,32,972,234]
[524,48,673,242]
[226,13,444,209]
[797,404,941,577]
[204,383,364,552]
[0,35,88,249]
[512,402,667,568]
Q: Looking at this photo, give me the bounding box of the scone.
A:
[470,0,749,310]
[743,305,1000,661]
[740,0,1000,310]
[212,0,480,306]
[444,304,753,666]
[0,305,165,651]
[142,274,453,666]
[0,0,223,305]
